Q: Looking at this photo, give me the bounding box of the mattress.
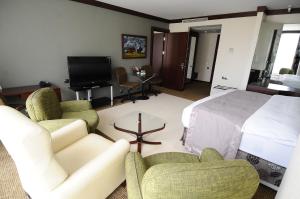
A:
[182,92,300,167]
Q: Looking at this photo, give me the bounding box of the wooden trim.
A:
[282,30,300,34]
[70,0,170,23]
[210,34,220,84]
[266,29,278,72]
[170,11,257,23]
[150,26,169,66]
[71,1,300,24]
[121,34,147,59]
[266,8,300,15]
[170,7,300,23]
[257,6,267,13]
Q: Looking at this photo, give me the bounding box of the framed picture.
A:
[122,34,147,59]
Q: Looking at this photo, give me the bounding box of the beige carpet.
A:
[97,93,193,157]
[0,143,27,199]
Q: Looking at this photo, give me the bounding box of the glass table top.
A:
[114,111,165,133]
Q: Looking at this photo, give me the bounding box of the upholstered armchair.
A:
[126,149,259,199]
[26,87,99,132]
[279,68,294,75]
[0,106,130,199]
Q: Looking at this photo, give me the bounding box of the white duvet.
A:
[241,95,300,147]
[182,92,300,167]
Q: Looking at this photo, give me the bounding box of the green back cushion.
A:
[26,88,62,121]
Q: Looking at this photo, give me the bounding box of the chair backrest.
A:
[279,68,294,75]
[114,67,128,84]
[141,65,154,77]
[0,106,68,197]
[26,88,62,121]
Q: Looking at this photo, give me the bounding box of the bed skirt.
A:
[182,128,286,188]
[236,150,285,188]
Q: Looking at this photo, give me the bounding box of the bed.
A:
[182,90,300,188]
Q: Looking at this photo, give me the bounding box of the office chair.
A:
[141,65,162,96]
[114,67,140,103]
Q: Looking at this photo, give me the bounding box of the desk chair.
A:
[114,67,140,103]
[279,68,294,75]
[141,65,162,96]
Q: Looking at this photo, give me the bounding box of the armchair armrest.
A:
[38,119,78,133]
[126,152,148,199]
[50,139,130,199]
[60,100,92,112]
[199,148,224,162]
[142,160,259,199]
[51,120,88,153]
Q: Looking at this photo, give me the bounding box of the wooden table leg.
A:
[137,142,142,153]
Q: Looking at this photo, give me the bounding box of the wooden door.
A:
[151,33,164,75]
[162,32,189,90]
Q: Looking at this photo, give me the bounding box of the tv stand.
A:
[70,83,113,107]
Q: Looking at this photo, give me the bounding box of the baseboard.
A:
[260,179,279,191]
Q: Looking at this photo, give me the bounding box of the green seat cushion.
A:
[38,119,78,132]
[144,152,199,168]
[62,110,99,129]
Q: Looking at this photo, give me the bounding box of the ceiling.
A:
[97,0,300,19]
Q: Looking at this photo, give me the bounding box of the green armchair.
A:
[279,68,294,75]
[26,87,99,132]
[126,149,259,199]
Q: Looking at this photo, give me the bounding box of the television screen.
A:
[67,56,111,87]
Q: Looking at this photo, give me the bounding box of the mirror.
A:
[249,22,300,90]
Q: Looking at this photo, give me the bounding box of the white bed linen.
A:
[182,93,300,167]
[240,95,300,167]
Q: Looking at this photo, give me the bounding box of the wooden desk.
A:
[1,85,61,101]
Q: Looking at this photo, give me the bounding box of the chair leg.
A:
[120,89,136,103]
[128,89,136,103]
[149,84,160,96]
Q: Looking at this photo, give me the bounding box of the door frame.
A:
[186,30,200,82]
[266,29,278,73]
[210,34,220,84]
[150,26,170,66]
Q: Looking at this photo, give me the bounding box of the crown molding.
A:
[70,0,170,23]
[70,1,300,24]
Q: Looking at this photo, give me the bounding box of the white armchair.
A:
[0,106,130,199]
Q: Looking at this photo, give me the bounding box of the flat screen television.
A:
[67,56,111,88]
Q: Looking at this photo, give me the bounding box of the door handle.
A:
[179,63,186,70]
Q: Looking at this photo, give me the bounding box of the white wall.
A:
[170,15,263,90]
[194,32,219,82]
[266,14,300,24]
[0,0,167,100]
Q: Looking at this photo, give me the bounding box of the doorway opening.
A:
[185,25,221,95]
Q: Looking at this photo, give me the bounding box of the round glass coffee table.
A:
[114,111,166,153]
